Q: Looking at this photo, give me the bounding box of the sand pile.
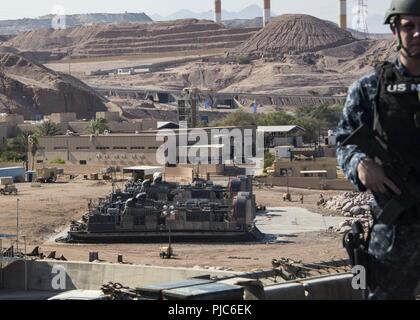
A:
[232,14,356,58]
[0,49,113,119]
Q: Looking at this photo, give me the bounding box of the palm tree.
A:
[87,118,108,135]
[14,132,33,153]
[28,134,38,170]
[36,121,61,136]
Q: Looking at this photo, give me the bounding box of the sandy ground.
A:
[45,50,225,77]
[0,178,348,271]
[0,179,113,244]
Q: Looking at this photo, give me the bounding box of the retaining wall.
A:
[1,259,236,291]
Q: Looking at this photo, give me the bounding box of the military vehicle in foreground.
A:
[59,174,264,243]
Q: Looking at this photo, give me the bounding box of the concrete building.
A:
[0,114,24,138]
[49,113,77,124]
[33,132,162,167]
[274,157,338,179]
[96,111,121,122]
[16,118,157,137]
[32,126,257,167]
[31,125,308,170]
[259,125,305,148]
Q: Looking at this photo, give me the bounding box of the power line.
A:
[353,0,369,35]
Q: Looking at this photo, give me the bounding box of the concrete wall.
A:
[49,113,77,124]
[275,157,340,179]
[2,260,237,291]
[256,177,354,191]
[0,115,24,138]
[165,167,194,183]
[96,112,120,122]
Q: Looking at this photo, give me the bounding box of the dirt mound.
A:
[0,50,114,119]
[4,19,259,59]
[231,14,356,58]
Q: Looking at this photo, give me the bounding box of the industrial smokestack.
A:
[263,0,271,26]
[214,0,222,23]
[339,0,347,29]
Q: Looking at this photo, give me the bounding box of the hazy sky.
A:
[0,0,391,21]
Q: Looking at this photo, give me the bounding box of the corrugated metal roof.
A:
[257,125,305,133]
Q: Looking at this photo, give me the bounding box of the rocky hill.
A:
[3,19,259,59]
[0,12,152,35]
[0,48,118,119]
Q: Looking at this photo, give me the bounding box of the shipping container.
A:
[0,167,25,182]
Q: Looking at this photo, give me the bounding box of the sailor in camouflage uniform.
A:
[336,0,420,300]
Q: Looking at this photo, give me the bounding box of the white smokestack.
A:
[263,0,271,26]
[215,0,222,23]
[339,0,347,29]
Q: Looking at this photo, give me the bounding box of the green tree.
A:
[87,118,108,134]
[36,121,61,136]
[264,151,275,170]
[210,109,258,127]
[257,111,296,126]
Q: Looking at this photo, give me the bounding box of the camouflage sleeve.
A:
[336,73,377,192]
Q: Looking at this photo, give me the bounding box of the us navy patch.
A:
[386,83,420,94]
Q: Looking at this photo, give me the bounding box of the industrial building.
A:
[32,126,257,167]
[259,125,305,148]
[31,125,305,168]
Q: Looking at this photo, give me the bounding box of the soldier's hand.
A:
[357,157,401,195]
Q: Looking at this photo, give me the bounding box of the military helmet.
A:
[384,0,420,24]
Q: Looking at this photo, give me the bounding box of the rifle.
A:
[341,124,420,225]
[342,220,368,299]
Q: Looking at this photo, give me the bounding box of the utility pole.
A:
[353,0,369,36]
[16,199,19,252]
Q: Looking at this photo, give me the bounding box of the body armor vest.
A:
[374,62,420,162]
[373,62,420,222]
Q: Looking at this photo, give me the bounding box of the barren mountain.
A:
[4,19,259,59]
[0,48,118,119]
[231,14,356,58]
[0,12,152,35]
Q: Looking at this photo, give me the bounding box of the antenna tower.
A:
[354,0,369,35]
